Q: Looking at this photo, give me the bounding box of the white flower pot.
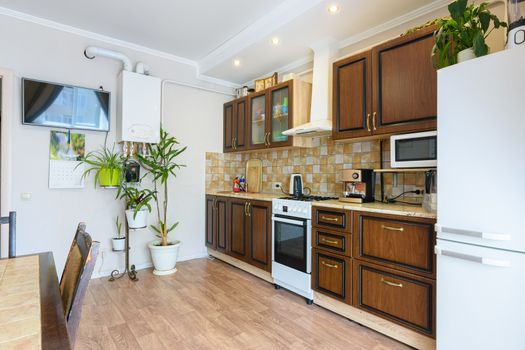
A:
[457,48,476,63]
[112,237,125,251]
[148,240,181,275]
[125,208,148,229]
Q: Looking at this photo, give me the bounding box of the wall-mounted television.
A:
[22,78,110,132]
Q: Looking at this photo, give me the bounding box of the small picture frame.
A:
[255,79,265,92]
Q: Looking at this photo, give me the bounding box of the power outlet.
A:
[273,182,283,190]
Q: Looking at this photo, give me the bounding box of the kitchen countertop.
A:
[207,191,436,219]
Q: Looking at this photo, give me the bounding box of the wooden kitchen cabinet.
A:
[246,200,272,271]
[207,197,272,272]
[333,51,373,140]
[332,26,437,140]
[223,97,247,152]
[205,195,228,253]
[224,79,311,152]
[312,248,352,304]
[353,260,435,337]
[353,211,436,278]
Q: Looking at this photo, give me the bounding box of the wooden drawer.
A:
[313,227,351,257]
[312,249,351,304]
[313,207,351,233]
[353,260,435,337]
[353,212,435,278]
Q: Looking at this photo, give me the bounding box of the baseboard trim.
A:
[207,249,273,283]
[91,251,209,279]
[313,291,436,350]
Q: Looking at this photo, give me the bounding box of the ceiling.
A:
[0,0,448,86]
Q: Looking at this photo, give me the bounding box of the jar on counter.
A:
[508,0,525,48]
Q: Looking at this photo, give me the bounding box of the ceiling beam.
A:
[197,0,324,75]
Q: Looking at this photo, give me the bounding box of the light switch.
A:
[21,193,32,200]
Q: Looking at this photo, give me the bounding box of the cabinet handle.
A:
[248,203,252,216]
[381,278,403,288]
[212,199,217,210]
[321,238,339,245]
[372,112,377,131]
[321,261,338,269]
[321,216,339,222]
[214,199,219,210]
[244,202,248,216]
[366,113,371,132]
[381,225,404,232]
[265,132,271,147]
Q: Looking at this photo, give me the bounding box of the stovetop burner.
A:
[279,195,339,202]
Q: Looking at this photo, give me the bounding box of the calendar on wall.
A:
[49,130,85,189]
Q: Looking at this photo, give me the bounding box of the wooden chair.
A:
[0,211,16,258]
[59,222,99,347]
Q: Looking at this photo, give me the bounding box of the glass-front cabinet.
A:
[249,91,267,148]
[269,82,293,147]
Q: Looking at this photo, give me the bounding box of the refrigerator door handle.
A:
[435,225,512,241]
[435,246,512,267]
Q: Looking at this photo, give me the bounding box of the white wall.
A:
[0,14,228,275]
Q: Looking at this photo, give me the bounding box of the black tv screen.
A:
[22,78,110,132]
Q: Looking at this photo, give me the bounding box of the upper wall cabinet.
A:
[224,79,311,152]
[223,97,247,152]
[333,26,437,140]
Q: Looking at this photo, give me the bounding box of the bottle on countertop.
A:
[233,177,241,192]
[239,176,246,192]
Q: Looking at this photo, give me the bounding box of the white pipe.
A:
[84,46,132,71]
[135,62,150,75]
[160,79,235,124]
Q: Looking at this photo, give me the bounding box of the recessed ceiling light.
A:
[328,4,340,14]
[233,59,241,67]
[271,37,280,46]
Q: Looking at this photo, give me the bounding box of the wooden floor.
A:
[77,258,410,350]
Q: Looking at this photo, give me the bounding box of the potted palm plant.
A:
[432,0,506,68]
[79,146,124,187]
[112,216,125,251]
[138,127,186,275]
[117,183,157,229]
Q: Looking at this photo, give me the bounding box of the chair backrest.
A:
[0,211,16,258]
[59,222,99,347]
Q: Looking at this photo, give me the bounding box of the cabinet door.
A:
[216,197,228,253]
[312,249,352,304]
[353,260,435,337]
[229,200,248,260]
[223,102,235,153]
[205,196,216,249]
[372,26,437,135]
[332,51,373,140]
[248,91,268,149]
[234,98,247,150]
[353,211,435,278]
[247,200,272,272]
[268,82,293,148]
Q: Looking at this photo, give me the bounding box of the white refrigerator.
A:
[436,47,525,350]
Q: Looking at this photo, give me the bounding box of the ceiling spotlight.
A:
[328,4,340,14]
[233,59,241,67]
[271,37,281,46]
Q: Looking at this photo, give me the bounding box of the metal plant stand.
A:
[109,220,138,282]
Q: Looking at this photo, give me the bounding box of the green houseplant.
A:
[112,216,125,251]
[432,0,506,68]
[116,183,157,229]
[79,146,124,187]
[138,127,187,275]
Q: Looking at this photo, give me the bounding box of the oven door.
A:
[272,215,311,273]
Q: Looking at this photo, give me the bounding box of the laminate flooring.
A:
[76,257,410,350]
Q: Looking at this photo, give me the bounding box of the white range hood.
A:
[283,40,338,137]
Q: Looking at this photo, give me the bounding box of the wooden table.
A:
[0,253,71,349]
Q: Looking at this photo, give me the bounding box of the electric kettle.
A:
[289,174,303,197]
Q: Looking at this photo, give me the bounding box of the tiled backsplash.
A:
[206,136,425,202]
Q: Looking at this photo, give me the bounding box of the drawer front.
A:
[354,212,435,277]
[314,228,351,257]
[312,249,351,304]
[353,261,435,337]
[314,207,351,233]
